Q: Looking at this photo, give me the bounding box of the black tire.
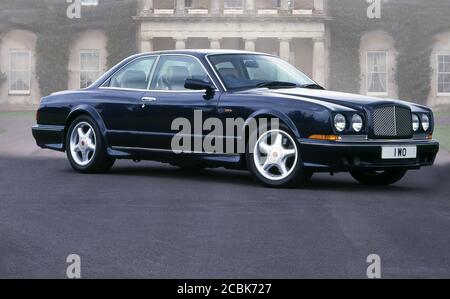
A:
[246,125,312,188]
[65,115,115,173]
[350,169,408,186]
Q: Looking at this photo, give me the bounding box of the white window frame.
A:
[366,51,388,96]
[79,50,101,89]
[9,50,31,95]
[437,52,450,96]
[81,0,99,6]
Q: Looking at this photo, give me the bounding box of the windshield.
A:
[208,54,316,91]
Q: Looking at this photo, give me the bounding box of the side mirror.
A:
[184,79,215,99]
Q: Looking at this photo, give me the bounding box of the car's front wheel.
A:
[66,115,115,173]
[246,127,312,188]
[350,169,407,186]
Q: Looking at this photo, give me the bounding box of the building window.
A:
[81,0,99,6]
[367,51,388,94]
[224,0,243,8]
[80,50,100,88]
[9,50,31,95]
[437,54,450,95]
[185,0,193,8]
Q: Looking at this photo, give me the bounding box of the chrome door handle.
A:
[141,97,156,102]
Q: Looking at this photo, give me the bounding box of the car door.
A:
[136,54,221,151]
[98,55,158,148]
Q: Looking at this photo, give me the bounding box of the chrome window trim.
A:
[204,54,228,92]
[99,53,219,93]
[205,52,310,92]
[150,53,219,92]
[100,54,159,89]
[99,86,207,93]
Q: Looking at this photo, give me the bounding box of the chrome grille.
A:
[372,106,412,138]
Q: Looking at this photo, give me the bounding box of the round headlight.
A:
[334,114,346,132]
[412,114,420,132]
[351,114,363,132]
[421,114,430,131]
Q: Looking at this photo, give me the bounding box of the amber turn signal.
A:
[308,134,341,141]
[427,134,433,140]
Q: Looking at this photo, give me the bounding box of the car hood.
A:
[243,88,429,113]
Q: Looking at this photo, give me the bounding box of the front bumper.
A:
[299,138,439,172]
[32,125,65,151]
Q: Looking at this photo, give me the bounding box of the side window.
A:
[151,55,212,91]
[109,56,157,90]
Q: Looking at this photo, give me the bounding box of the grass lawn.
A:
[434,125,450,151]
[0,111,35,118]
[434,110,450,151]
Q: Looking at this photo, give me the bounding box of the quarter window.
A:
[437,54,450,94]
[9,50,31,94]
[80,50,101,88]
[367,51,388,94]
[151,55,212,91]
[109,56,157,90]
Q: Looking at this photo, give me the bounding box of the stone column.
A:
[175,38,186,50]
[312,37,325,86]
[244,38,256,52]
[141,37,153,52]
[280,0,290,11]
[210,0,222,14]
[314,0,324,11]
[176,0,185,14]
[209,38,221,49]
[245,0,255,13]
[143,0,153,12]
[279,38,291,62]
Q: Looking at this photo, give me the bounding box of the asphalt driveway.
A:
[0,113,449,278]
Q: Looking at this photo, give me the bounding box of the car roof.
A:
[135,49,270,58]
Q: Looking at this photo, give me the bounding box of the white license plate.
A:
[382,146,417,159]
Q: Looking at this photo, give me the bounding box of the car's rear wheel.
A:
[350,169,407,186]
[66,115,115,173]
[246,127,312,188]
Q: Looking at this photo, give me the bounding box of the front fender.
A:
[243,109,300,139]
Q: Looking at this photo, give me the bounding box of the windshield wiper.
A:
[300,83,325,90]
[256,81,298,89]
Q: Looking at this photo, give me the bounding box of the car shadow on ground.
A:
[106,162,433,193]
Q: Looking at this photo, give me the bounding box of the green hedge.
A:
[1,0,137,97]
[328,0,450,104]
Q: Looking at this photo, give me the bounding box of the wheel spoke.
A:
[259,141,271,154]
[81,150,88,162]
[283,148,296,158]
[73,144,81,152]
[276,162,288,175]
[274,133,283,147]
[262,159,272,171]
[87,139,96,151]
[77,128,85,139]
[86,128,93,139]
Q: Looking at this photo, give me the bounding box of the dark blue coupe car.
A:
[32,50,439,187]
